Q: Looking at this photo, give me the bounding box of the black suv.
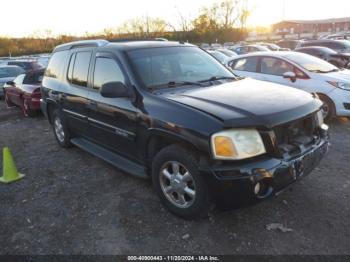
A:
[41,40,329,219]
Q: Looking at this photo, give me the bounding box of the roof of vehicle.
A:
[295,46,336,52]
[53,39,194,52]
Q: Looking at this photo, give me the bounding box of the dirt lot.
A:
[0,100,349,255]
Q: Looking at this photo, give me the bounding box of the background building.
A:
[272,17,350,39]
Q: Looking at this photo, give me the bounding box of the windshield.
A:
[209,51,228,62]
[127,46,234,89]
[0,67,23,78]
[284,52,339,73]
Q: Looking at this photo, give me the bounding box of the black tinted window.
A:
[72,52,91,87]
[93,57,125,90]
[45,50,69,79]
[231,57,259,72]
[67,53,76,82]
[23,71,44,84]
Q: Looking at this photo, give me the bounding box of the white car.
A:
[227,52,350,119]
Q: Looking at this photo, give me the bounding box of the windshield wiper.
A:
[199,76,236,83]
[149,81,205,90]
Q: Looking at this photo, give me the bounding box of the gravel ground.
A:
[0,100,349,255]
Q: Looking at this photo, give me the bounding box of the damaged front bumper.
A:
[201,134,329,204]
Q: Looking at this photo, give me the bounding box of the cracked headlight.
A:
[211,129,266,160]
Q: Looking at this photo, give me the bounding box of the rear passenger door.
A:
[229,56,260,79]
[61,50,92,137]
[87,52,139,161]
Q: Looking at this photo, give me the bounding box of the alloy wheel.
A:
[159,161,196,209]
[54,117,65,143]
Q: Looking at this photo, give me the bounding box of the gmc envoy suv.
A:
[41,40,329,219]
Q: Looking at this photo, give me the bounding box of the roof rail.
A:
[108,38,168,42]
[53,39,109,52]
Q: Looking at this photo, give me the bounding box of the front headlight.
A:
[211,129,266,160]
[327,81,350,90]
[315,110,324,127]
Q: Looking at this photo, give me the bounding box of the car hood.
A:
[158,78,321,128]
[322,69,350,82]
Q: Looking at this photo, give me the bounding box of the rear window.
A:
[45,50,69,79]
[23,71,44,84]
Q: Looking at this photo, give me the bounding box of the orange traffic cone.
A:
[0,147,25,184]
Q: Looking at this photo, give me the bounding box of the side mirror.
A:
[283,71,297,82]
[6,81,15,86]
[100,81,130,98]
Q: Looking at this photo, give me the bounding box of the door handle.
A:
[86,100,97,109]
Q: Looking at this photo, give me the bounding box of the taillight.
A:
[31,88,41,98]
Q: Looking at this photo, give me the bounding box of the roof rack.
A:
[108,38,168,42]
[53,39,109,52]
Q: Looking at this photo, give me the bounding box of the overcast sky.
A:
[1,0,349,37]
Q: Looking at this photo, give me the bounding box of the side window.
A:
[71,52,92,87]
[232,57,259,72]
[260,57,294,76]
[45,50,69,79]
[93,57,125,90]
[67,53,76,83]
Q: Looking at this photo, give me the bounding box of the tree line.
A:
[0,0,250,57]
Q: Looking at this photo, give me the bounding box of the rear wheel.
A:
[52,109,72,148]
[4,91,15,108]
[318,94,335,121]
[152,144,212,219]
[22,99,37,117]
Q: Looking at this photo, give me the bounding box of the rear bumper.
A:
[202,136,329,203]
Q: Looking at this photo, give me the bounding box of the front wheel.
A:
[318,94,335,121]
[152,145,212,219]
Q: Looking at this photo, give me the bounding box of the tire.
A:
[318,94,335,122]
[22,99,37,117]
[4,91,15,107]
[51,109,72,148]
[152,144,212,219]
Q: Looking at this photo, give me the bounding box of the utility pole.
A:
[282,0,286,21]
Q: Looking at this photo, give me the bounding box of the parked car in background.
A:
[216,48,237,57]
[258,42,290,51]
[36,56,51,68]
[276,40,303,50]
[223,42,235,48]
[227,52,350,120]
[0,65,25,98]
[210,43,222,50]
[200,43,210,50]
[3,60,43,72]
[295,46,350,69]
[320,32,350,40]
[41,40,328,218]
[3,69,44,116]
[299,40,350,54]
[207,50,230,64]
[232,45,270,55]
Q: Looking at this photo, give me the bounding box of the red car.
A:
[3,69,44,117]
